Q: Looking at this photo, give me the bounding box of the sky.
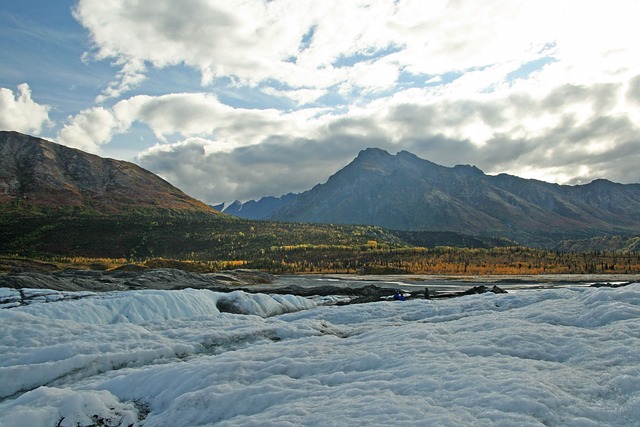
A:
[2,0,640,204]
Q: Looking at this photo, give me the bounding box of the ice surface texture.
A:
[1,285,639,426]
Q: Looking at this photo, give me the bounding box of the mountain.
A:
[0,133,523,261]
[221,148,640,246]
[218,194,298,220]
[0,131,217,215]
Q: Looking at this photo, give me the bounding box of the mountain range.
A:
[0,131,216,216]
[2,131,639,250]
[221,148,640,246]
[1,132,514,261]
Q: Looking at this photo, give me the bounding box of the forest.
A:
[251,244,640,275]
[6,243,640,276]
[2,211,640,275]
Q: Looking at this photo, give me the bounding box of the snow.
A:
[1,284,639,426]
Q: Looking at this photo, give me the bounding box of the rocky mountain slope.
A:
[222,148,640,245]
[216,193,297,220]
[0,131,217,215]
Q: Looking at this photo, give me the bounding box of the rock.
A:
[491,285,508,293]
[589,281,633,288]
[429,285,507,299]
[214,269,274,285]
[0,268,274,295]
[111,263,149,272]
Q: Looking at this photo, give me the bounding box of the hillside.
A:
[222,148,640,246]
[0,131,217,215]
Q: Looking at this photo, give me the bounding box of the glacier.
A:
[0,284,639,426]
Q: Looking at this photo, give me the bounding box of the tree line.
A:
[2,212,640,275]
[240,245,640,275]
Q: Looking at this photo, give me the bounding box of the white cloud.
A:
[95,58,147,103]
[60,0,640,200]
[73,0,640,103]
[57,92,335,154]
[0,84,52,134]
[70,0,425,95]
[260,87,328,106]
[57,107,125,153]
[126,92,316,151]
[73,0,316,94]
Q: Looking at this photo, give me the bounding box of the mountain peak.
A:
[453,164,484,176]
[355,147,392,160]
[396,150,419,159]
[355,148,434,168]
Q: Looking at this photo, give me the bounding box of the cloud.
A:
[57,106,124,153]
[130,93,287,145]
[260,87,328,107]
[129,73,640,202]
[94,58,147,103]
[0,84,52,134]
[71,0,530,98]
[627,75,640,105]
[137,136,367,203]
[56,72,640,202]
[59,0,640,201]
[58,91,338,155]
[381,78,640,184]
[73,0,318,97]
[73,0,640,99]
